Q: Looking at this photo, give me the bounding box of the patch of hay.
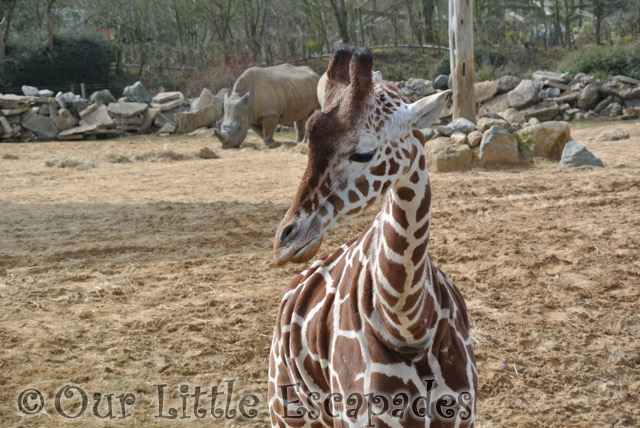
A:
[196,147,220,159]
[44,157,96,170]
[104,153,132,164]
[2,154,19,160]
[134,148,193,162]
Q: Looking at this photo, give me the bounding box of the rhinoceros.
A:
[214,64,320,148]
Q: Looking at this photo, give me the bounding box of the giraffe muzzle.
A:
[273,219,323,266]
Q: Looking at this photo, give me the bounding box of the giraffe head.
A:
[273,46,450,266]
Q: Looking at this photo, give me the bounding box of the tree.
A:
[0,0,18,60]
[589,0,623,44]
[449,0,475,121]
[46,0,56,51]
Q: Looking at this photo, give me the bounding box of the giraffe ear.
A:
[405,90,452,128]
[327,44,354,86]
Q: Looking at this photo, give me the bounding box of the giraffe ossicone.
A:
[270,45,477,427]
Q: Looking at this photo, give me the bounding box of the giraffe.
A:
[269,46,477,427]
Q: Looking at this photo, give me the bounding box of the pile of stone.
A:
[422,113,604,172]
[0,81,227,142]
[395,72,640,123]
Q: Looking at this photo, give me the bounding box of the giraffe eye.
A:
[348,149,377,163]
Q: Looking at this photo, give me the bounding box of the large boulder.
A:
[90,89,117,105]
[478,93,511,116]
[577,83,601,110]
[521,100,560,122]
[448,117,477,134]
[596,129,630,142]
[107,101,148,118]
[600,102,622,117]
[515,121,571,159]
[79,105,115,129]
[434,74,450,90]
[191,88,215,111]
[151,92,186,111]
[560,141,604,167]
[496,75,521,94]
[22,114,59,139]
[477,117,510,132]
[424,136,473,172]
[475,81,499,103]
[479,126,519,165]
[402,78,435,100]
[498,108,526,127]
[123,81,152,104]
[53,108,78,131]
[467,130,483,148]
[175,105,216,133]
[508,79,542,109]
[22,85,39,96]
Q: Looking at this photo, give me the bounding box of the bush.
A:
[560,43,640,80]
[437,48,508,76]
[1,32,113,90]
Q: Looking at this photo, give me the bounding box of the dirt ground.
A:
[0,121,639,427]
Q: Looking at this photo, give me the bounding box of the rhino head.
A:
[214,92,250,148]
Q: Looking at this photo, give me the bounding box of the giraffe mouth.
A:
[274,237,323,266]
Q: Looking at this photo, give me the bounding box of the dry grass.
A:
[1,153,19,160]
[44,157,96,170]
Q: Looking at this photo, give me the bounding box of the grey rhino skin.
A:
[215,64,320,148]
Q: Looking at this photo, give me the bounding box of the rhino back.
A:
[234,64,319,125]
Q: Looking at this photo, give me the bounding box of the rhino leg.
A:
[294,118,306,143]
[261,115,279,145]
[250,124,263,138]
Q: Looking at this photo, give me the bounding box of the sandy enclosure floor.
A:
[0,122,639,427]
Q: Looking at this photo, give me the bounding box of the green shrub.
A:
[560,43,640,79]
[1,32,113,89]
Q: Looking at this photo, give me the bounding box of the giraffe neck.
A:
[369,139,438,349]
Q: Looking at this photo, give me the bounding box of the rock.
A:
[508,79,541,109]
[151,93,186,111]
[448,117,476,134]
[596,129,630,142]
[477,117,510,132]
[419,127,437,141]
[0,94,30,109]
[600,102,622,117]
[538,87,561,100]
[467,130,483,148]
[614,75,640,86]
[107,101,148,118]
[191,88,215,111]
[496,75,521,94]
[175,105,216,133]
[521,100,560,122]
[560,141,604,167]
[622,106,638,120]
[434,74,450,90]
[1,105,30,116]
[475,81,499,103]
[57,124,99,140]
[424,137,473,172]
[532,70,571,83]
[55,91,82,108]
[153,91,183,104]
[594,96,612,114]
[197,147,220,159]
[0,116,13,134]
[53,108,78,131]
[159,123,176,134]
[187,128,216,138]
[79,105,115,129]
[498,108,525,127]
[90,89,117,105]
[140,108,161,133]
[528,117,541,125]
[22,114,59,139]
[479,126,519,165]
[437,125,453,137]
[403,78,435,98]
[38,89,54,97]
[554,92,579,104]
[123,81,152,104]
[478,93,511,116]
[22,85,39,96]
[577,83,601,110]
[515,121,571,159]
[79,103,100,119]
[451,132,468,145]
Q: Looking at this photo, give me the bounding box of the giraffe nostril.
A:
[280,223,296,242]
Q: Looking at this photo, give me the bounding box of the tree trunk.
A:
[47,0,56,52]
[449,0,476,122]
[422,0,435,42]
[329,0,350,44]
